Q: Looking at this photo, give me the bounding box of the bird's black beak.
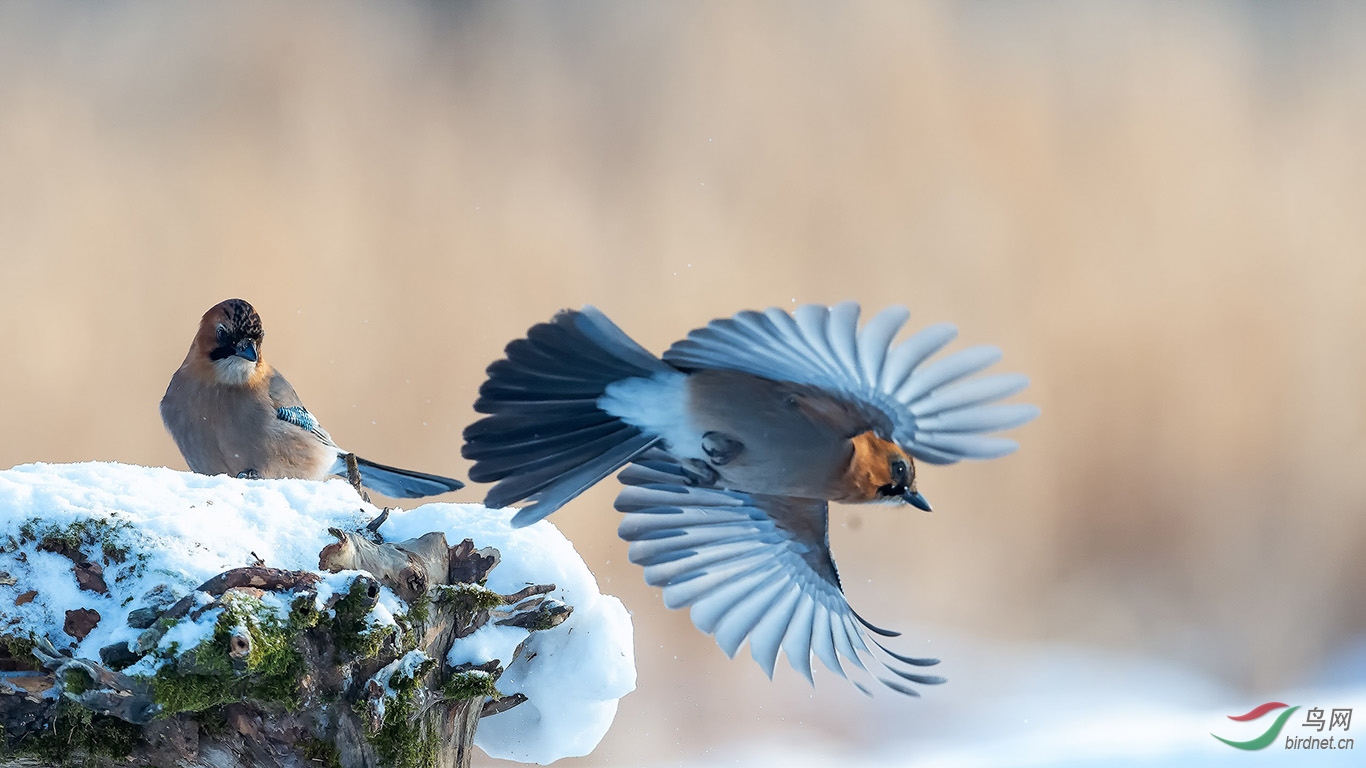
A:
[235,340,258,363]
[904,490,932,512]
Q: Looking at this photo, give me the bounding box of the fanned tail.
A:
[462,307,669,526]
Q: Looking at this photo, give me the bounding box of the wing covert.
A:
[275,405,336,447]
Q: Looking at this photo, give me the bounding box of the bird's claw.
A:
[701,431,744,465]
[682,459,721,487]
[237,469,262,480]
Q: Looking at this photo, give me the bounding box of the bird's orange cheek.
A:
[834,465,883,503]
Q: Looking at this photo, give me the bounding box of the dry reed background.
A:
[1,1,1363,764]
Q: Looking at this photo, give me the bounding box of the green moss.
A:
[403,592,431,625]
[354,622,400,661]
[289,593,321,631]
[330,578,402,659]
[371,696,439,768]
[1,634,35,665]
[151,666,234,714]
[146,592,305,716]
[62,669,92,697]
[369,656,441,768]
[441,670,498,702]
[330,578,375,626]
[20,516,133,563]
[401,657,438,688]
[300,736,344,768]
[5,699,140,764]
[101,540,127,564]
[431,583,503,612]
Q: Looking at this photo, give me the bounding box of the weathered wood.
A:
[446,539,499,585]
[1,531,570,768]
[318,528,452,603]
[195,566,322,596]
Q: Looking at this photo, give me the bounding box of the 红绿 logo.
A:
[1212,702,1299,750]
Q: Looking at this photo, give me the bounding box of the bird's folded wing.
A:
[268,370,338,447]
[615,455,945,696]
[661,302,1039,464]
[275,405,337,447]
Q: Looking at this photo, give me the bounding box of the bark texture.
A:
[1,527,569,768]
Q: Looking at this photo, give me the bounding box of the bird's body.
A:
[602,369,898,501]
[162,360,333,480]
[161,299,464,499]
[463,302,1038,695]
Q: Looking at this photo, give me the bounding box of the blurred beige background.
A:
[1,1,1364,764]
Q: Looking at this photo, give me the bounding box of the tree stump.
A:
[1,529,570,768]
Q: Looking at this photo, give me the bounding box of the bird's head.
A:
[191,298,266,386]
[845,431,932,511]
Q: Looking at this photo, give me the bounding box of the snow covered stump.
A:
[0,463,635,767]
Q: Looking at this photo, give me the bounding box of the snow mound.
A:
[385,505,639,763]
[0,461,635,764]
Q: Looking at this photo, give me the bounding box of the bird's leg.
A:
[343,452,372,503]
[701,431,744,465]
[237,469,262,480]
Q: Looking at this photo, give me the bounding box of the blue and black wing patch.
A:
[276,405,319,432]
[276,405,336,446]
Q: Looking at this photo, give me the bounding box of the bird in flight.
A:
[161,298,464,499]
[463,302,1037,695]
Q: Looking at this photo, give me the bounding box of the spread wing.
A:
[615,452,944,696]
[267,369,337,448]
[661,303,1038,464]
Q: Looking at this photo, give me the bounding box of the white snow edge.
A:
[0,461,636,764]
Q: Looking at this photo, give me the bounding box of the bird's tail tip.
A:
[463,307,667,517]
[348,456,465,499]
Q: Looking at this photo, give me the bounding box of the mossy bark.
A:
[1,528,569,768]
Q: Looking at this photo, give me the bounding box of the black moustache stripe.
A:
[209,345,236,361]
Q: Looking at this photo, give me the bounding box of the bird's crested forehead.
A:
[850,430,907,461]
[203,298,263,338]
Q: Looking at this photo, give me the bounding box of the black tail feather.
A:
[463,307,669,524]
[462,410,618,444]
[464,420,629,463]
[347,456,464,499]
[504,432,660,526]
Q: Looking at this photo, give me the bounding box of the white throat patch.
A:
[213,356,257,386]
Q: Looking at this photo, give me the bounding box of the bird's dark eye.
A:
[875,458,910,498]
[890,458,909,487]
[215,325,230,344]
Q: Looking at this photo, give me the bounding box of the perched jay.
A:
[463,303,1037,695]
[161,299,464,499]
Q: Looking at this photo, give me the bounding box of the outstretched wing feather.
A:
[616,457,947,696]
[662,305,1035,464]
